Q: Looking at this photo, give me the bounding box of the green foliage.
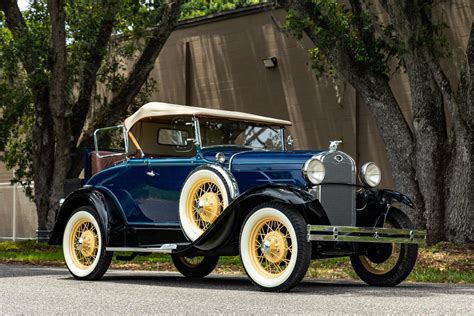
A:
[0,11,34,195]
[0,0,166,188]
[285,0,406,77]
[180,0,264,20]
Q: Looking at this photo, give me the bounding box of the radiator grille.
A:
[317,151,356,226]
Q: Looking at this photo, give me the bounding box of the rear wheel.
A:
[239,202,311,292]
[62,206,112,280]
[171,255,219,278]
[350,208,418,286]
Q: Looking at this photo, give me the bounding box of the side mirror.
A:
[94,125,128,158]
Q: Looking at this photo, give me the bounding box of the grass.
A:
[0,241,472,283]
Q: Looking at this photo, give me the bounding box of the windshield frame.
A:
[194,116,286,152]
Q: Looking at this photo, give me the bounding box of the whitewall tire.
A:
[239,202,311,292]
[62,206,112,280]
[179,166,234,241]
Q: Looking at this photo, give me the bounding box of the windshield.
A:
[199,118,283,150]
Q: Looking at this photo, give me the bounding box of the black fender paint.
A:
[177,183,330,252]
[355,188,415,227]
[48,187,126,245]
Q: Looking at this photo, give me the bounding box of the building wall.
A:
[149,2,473,188]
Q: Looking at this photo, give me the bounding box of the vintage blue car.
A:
[49,102,425,292]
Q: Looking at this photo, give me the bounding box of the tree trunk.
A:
[405,56,448,243]
[444,24,474,243]
[47,0,70,230]
[444,121,474,243]
[32,97,55,231]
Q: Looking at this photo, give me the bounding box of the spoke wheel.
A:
[171,255,219,278]
[350,208,418,286]
[240,202,311,292]
[69,219,99,269]
[248,217,293,278]
[357,223,401,275]
[179,166,233,241]
[186,179,224,233]
[63,206,112,280]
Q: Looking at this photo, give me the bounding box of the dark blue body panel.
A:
[86,157,202,226]
[85,148,321,229]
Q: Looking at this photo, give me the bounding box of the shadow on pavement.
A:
[90,272,473,297]
[0,264,67,278]
[2,264,472,297]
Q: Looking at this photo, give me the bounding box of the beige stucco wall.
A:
[149,2,472,188]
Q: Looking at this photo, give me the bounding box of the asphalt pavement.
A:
[0,264,473,314]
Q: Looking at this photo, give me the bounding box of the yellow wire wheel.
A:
[358,244,401,274]
[62,207,112,280]
[68,218,99,269]
[186,179,224,232]
[179,166,233,241]
[171,255,220,278]
[350,208,419,286]
[248,216,292,278]
[357,222,401,275]
[240,203,311,291]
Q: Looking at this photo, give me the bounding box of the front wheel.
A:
[171,255,219,278]
[350,208,418,286]
[239,202,311,292]
[62,206,113,280]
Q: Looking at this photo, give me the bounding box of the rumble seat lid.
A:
[124,102,292,130]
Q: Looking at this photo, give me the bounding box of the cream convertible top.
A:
[124,102,292,130]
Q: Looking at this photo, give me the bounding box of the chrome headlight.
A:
[360,162,381,187]
[303,158,325,185]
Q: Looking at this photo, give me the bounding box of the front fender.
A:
[356,188,415,227]
[48,187,126,245]
[182,184,330,252]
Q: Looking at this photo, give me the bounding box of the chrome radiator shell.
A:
[314,151,356,226]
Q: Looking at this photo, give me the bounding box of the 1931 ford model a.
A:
[49,102,426,292]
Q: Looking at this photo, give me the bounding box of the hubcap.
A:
[249,217,293,278]
[197,192,221,222]
[187,180,224,233]
[260,230,288,263]
[69,219,99,269]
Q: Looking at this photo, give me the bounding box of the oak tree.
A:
[0,0,183,233]
[282,0,473,243]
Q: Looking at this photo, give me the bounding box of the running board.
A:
[106,243,180,254]
[307,225,426,244]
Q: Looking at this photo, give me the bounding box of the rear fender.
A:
[185,184,330,252]
[48,187,126,245]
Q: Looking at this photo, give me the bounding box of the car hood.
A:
[201,148,322,170]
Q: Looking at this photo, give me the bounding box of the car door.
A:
[141,158,199,225]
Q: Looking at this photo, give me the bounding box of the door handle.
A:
[146,170,158,177]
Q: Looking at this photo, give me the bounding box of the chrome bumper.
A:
[307,225,426,244]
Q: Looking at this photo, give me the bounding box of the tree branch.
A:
[103,0,183,127]
[456,23,474,130]
[71,0,121,143]
[74,0,182,157]
[0,0,39,83]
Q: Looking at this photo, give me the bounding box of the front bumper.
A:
[307,225,426,244]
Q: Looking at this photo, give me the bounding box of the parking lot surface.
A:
[0,264,473,314]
